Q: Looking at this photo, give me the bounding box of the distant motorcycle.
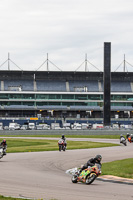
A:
[66,163,101,185]
[58,139,66,151]
[127,134,133,143]
[120,136,127,146]
[0,146,5,159]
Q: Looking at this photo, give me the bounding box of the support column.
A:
[103,42,111,126]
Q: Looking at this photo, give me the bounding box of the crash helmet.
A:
[95,154,102,162]
[62,134,65,139]
[126,133,130,139]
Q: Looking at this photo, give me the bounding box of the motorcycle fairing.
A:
[78,167,92,182]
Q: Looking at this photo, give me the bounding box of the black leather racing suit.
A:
[80,157,101,172]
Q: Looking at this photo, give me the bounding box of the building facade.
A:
[0,70,133,120]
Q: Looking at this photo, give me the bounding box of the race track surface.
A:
[0,139,133,200]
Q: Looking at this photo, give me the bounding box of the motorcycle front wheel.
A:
[71,175,78,183]
[85,173,96,185]
[59,145,62,151]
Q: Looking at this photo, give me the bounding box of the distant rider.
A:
[61,134,67,148]
[128,134,133,143]
[0,139,7,155]
[126,133,131,140]
[79,154,102,174]
[61,134,66,141]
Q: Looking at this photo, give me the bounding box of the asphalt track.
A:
[0,138,133,200]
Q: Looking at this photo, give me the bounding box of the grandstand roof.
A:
[0,70,133,81]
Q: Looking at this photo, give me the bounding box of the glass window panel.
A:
[62,94,74,99]
[9,94,22,99]
[36,94,50,99]
[23,102,34,106]
[49,94,61,99]
[88,95,101,100]
[22,94,34,99]
[36,102,48,106]
[75,95,88,100]
[0,94,9,99]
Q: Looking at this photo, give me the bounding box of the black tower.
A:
[103,42,111,126]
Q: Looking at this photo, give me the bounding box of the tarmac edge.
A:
[97,175,133,185]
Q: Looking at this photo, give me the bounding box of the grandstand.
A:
[0,70,133,125]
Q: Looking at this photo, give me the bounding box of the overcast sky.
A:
[0,0,133,72]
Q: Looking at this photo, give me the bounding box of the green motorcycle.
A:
[71,164,101,185]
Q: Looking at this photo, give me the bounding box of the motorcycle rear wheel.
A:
[63,146,66,151]
[85,173,96,185]
[124,142,127,146]
[71,175,78,183]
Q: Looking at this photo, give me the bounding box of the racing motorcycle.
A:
[127,134,133,143]
[58,139,66,151]
[0,146,5,159]
[66,164,101,185]
[120,136,127,146]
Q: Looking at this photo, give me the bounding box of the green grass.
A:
[0,195,57,200]
[102,158,133,179]
[0,134,121,139]
[0,196,28,200]
[5,138,119,153]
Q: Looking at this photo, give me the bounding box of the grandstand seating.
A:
[36,80,66,91]
[69,80,99,92]
[3,80,34,91]
[111,81,131,92]
[3,105,35,109]
[70,106,101,111]
[2,79,132,92]
[101,81,132,92]
[0,70,133,123]
[37,105,67,110]
[111,106,133,111]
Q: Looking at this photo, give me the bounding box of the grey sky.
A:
[0,0,133,71]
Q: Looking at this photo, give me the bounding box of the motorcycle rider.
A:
[79,154,102,174]
[0,139,7,155]
[61,134,65,140]
[126,133,131,140]
[128,134,133,143]
[61,134,67,148]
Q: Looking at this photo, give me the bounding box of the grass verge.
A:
[0,195,57,200]
[102,158,133,179]
[0,134,121,139]
[5,138,119,153]
[0,196,27,200]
